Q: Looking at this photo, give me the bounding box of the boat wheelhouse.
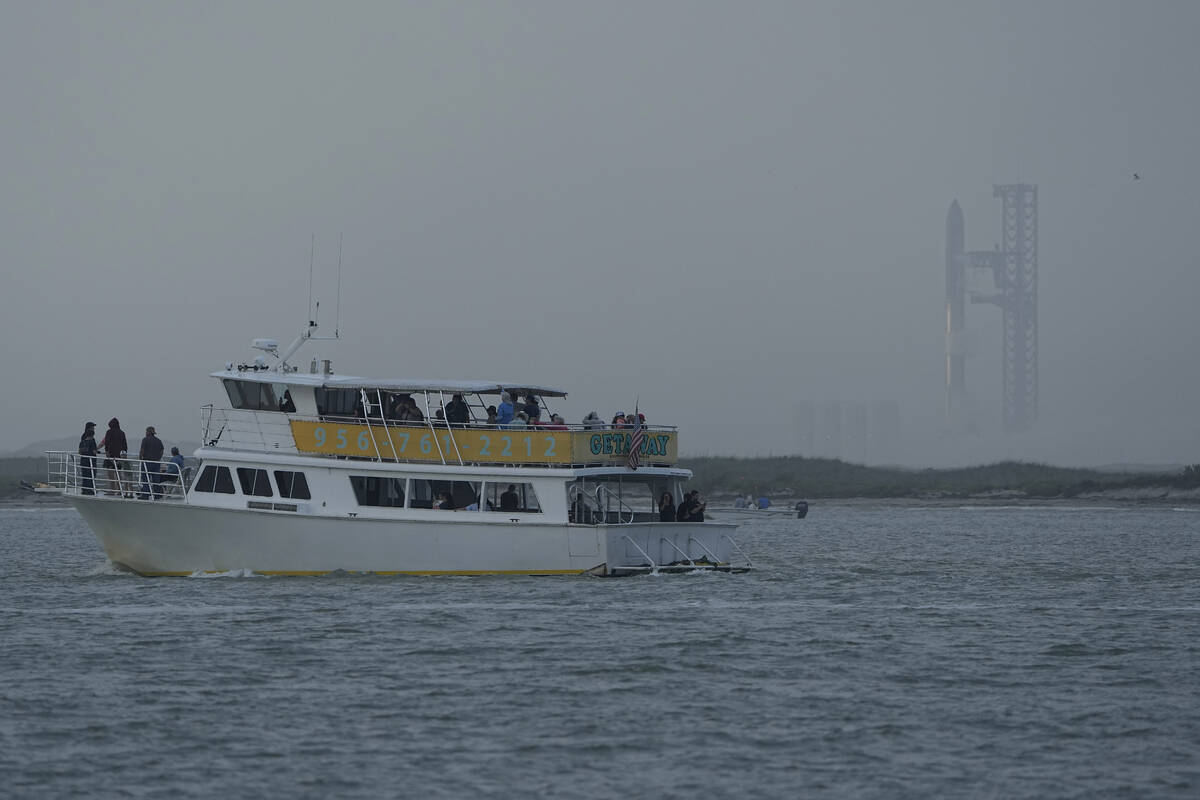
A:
[48,324,751,576]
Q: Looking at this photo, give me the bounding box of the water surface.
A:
[1,504,1198,798]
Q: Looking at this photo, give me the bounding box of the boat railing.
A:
[46,451,191,502]
[199,405,680,468]
[595,484,636,524]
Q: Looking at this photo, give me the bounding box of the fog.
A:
[2,1,1197,467]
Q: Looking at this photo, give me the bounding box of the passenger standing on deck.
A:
[445,394,470,425]
[500,484,519,511]
[687,491,707,522]
[139,426,165,499]
[675,491,693,522]
[658,492,676,522]
[496,392,515,425]
[522,394,541,422]
[78,421,98,495]
[99,418,128,496]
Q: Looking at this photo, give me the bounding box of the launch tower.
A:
[944,184,1038,434]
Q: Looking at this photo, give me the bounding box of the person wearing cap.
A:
[522,393,541,422]
[139,426,165,499]
[611,411,627,429]
[77,421,98,495]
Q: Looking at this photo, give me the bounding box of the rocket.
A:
[945,200,965,420]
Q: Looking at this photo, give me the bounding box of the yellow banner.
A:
[290,421,571,464]
[289,422,678,466]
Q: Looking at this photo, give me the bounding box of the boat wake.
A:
[187,568,264,579]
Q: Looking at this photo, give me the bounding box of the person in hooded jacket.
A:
[99,418,129,496]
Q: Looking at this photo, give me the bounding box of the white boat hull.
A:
[69,496,742,576]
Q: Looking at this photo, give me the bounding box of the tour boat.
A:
[47,322,751,576]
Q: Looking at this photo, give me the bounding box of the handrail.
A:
[687,535,722,565]
[595,484,635,524]
[659,537,696,567]
[436,390,465,466]
[46,451,189,502]
[621,534,658,574]
[360,389,384,462]
[421,394,447,465]
[721,533,754,570]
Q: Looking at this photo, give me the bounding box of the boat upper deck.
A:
[206,368,677,470]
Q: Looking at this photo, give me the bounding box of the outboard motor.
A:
[795,501,809,519]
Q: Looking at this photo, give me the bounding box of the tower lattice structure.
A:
[966,183,1038,433]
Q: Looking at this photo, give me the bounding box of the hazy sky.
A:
[2,1,1197,466]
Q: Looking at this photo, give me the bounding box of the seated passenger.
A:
[500,484,519,511]
[485,406,498,426]
[612,412,627,429]
[162,447,187,482]
[545,414,568,430]
[445,394,470,425]
[508,411,529,429]
[403,397,425,423]
[582,411,603,429]
[387,394,405,420]
[496,392,515,425]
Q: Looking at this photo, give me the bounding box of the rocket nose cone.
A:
[947,199,963,225]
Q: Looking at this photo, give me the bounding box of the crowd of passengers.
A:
[309,388,648,431]
[76,418,187,500]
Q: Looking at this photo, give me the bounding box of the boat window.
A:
[237,468,273,497]
[315,388,361,418]
[223,380,281,411]
[406,479,480,510]
[485,482,541,513]
[349,475,406,507]
[274,470,311,500]
[194,465,235,494]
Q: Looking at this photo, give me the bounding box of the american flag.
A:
[627,412,644,470]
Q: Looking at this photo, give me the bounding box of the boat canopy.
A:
[210,370,568,398]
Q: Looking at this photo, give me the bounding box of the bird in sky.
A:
[1133,173,1141,180]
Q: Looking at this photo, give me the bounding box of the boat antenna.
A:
[335,232,343,339]
[308,234,316,325]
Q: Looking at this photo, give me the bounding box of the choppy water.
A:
[1,504,1199,798]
